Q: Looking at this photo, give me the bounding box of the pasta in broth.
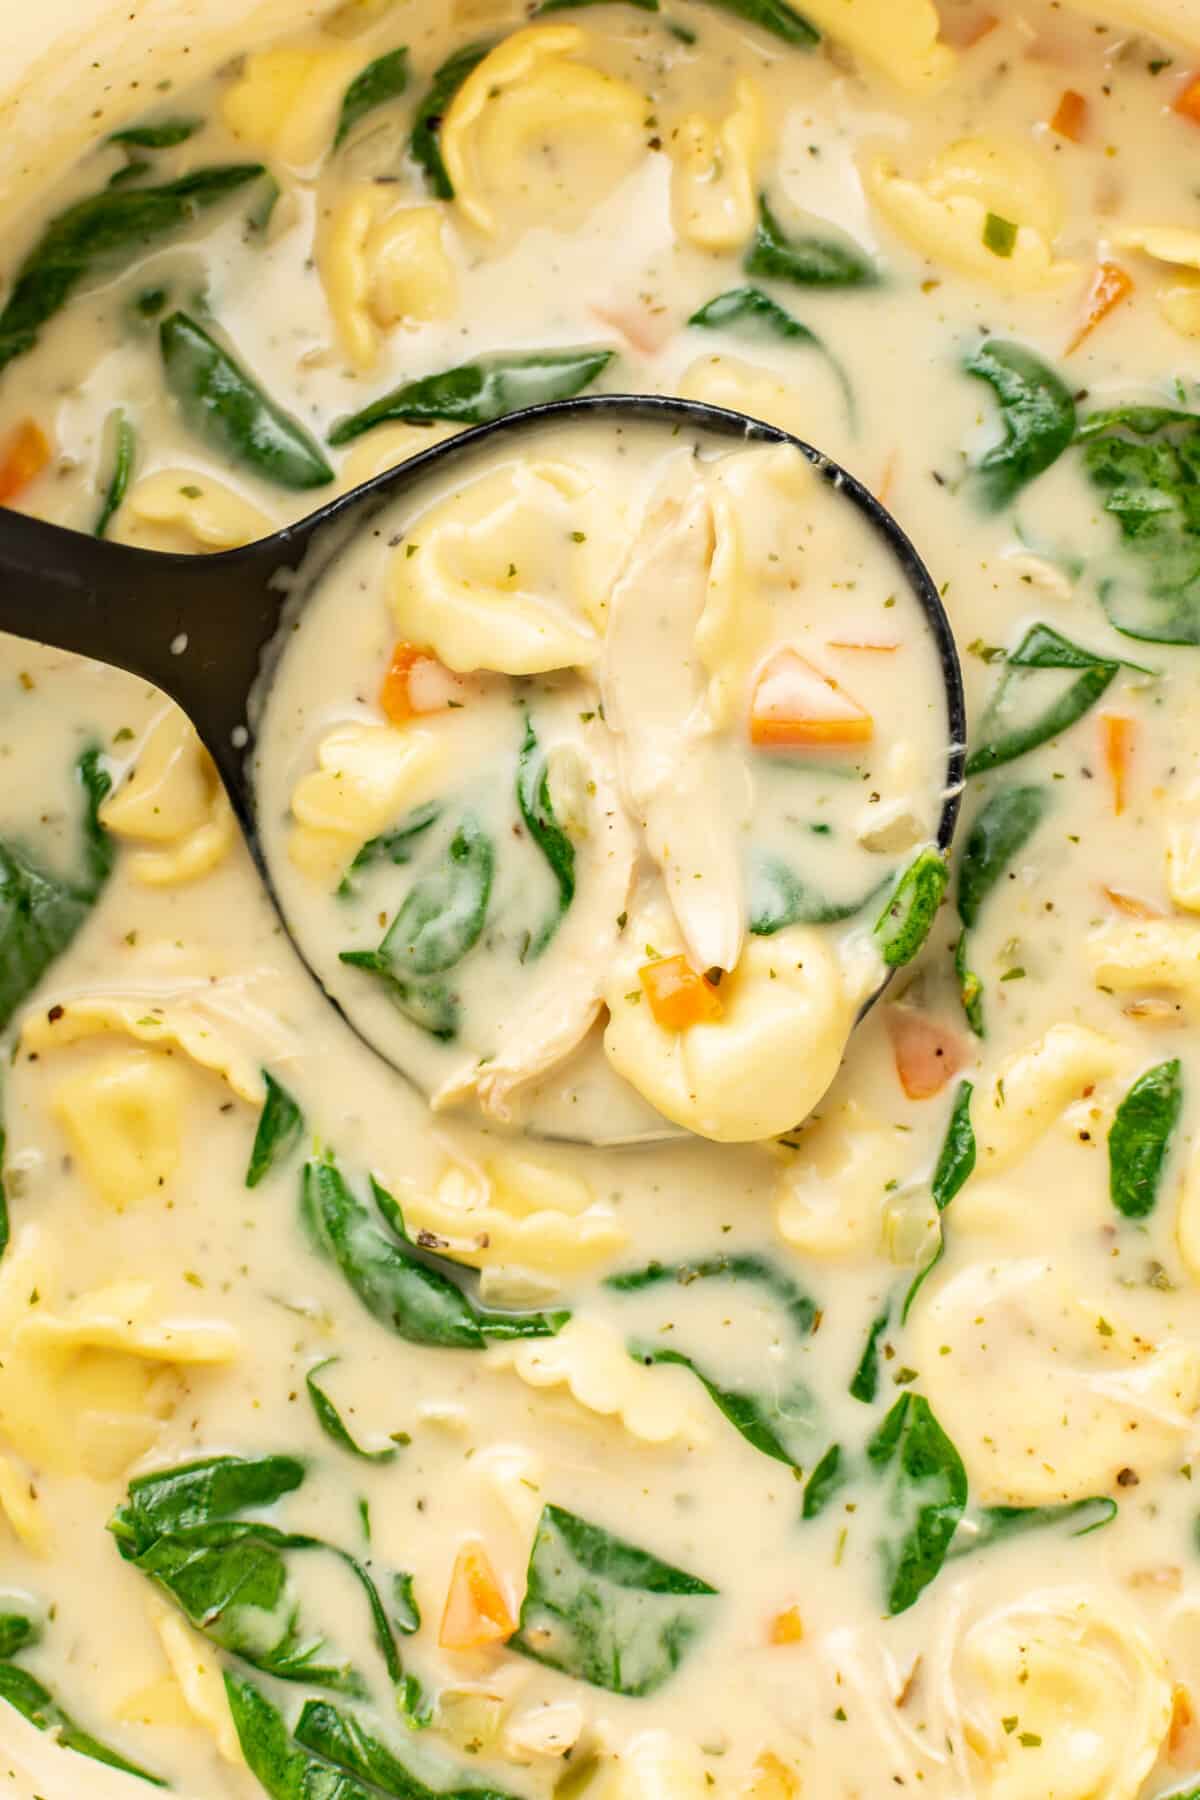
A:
[3,0,1200,1797]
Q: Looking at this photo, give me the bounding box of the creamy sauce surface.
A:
[3,3,1200,1799]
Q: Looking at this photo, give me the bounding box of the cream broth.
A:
[3,2,1200,1799]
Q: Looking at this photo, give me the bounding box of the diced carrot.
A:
[1103,885,1163,920]
[640,955,723,1032]
[1050,88,1088,142]
[1174,74,1200,126]
[936,7,997,50]
[887,1008,966,1101]
[876,449,899,506]
[0,419,51,505]
[1066,262,1134,354]
[438,1541,515,1652]
[749,648,873,750]
[1170,1684,1194,1756]
[591,303,671,356]
[768,1604,805,1645]
[1101,713,1134,815]
[379,640,466,726]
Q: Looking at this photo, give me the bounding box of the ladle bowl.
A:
[0,394,966,1139]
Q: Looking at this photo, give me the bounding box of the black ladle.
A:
[0,394,966,1128]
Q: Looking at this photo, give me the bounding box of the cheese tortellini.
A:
[1112,224,1200,338]
[221,44,360,168]
[440,26,647,238]
[116,471,274,554]
[23,991,269,1209]
[955,1589,1172,1800]
[670,79,763,254]
[775,1101,907,1258]
[392,1152,628,1275]
[49,1051,188,1212]
[602,911,856,1143]
[679,354,808,440]
[389,461,619,675]
[866,137,1075,292]
[288,720,448,883]
[1087,917,1200,1002]
[0,1228,238,1480]
[100,709,235,887]
[799,0,955,91]
[320,188,457,368]
[973,1022,1124,1174]
[487,1318,711,1448]
[914,1257,1200,1503]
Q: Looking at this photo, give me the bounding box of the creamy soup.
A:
[4,2,1200,1799]
[255,423,952,1142]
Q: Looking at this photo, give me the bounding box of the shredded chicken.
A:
[600,456,748,973]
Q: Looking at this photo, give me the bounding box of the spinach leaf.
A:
[1076,405,1200,643]
[339,802,442,897]
[964,623,1123,778]
[867,1393,967,1616]
[340,813,493,1038]
[517,715,575,958]
[872,847,947,968]
[93,410,135,538]
[606,1253,818,1336]
[296,1698,523,1800]
[410,41,495,200]
[302,1155,568,1348]
[512,1503,717,1696]
[801,1443,846,1519]
[695,0,818,43]
[109,117,202,148]
[335,48,409,149]
[0,1664,164,1786]
[307,1358,398,1463]
[391,1573,420,1636]
[748,852,881,936]
[963,339,1076,510]
[328,348,615,445]
[246,1071,305,1189]
[955,932,984,1037]
[0,1610,39,1659]
[954,786,1049,1033]
[225,1674,373,1800]
[161,310,334,490]
[689,286,854,422]
[0,746,113,1033]
[1109,1059,1182,1220]
[932,1080,976,1210]
[849,1308,889,1405]
[0,165,265,374]
[351,813,493,977]
[111,1453,404,1697]
[949,1495,1116,1560]
[957,785,1050,928]
[629,1340,818,1469]
[110,1452,305,1544]
[901,1081,975,1324]
[745,196,877,288]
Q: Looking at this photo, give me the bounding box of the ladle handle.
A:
[0,507,279,801]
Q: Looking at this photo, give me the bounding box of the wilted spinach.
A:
[1077,404,1200,643]
[872,848,948,968]
[328,348,615,444]
[335,48,409,150]
[0,746,113,1033]
[246,1071,306,1189]
[517,714,575,958]
[963,339,1076,510]
[867,1393,967,1615]
[1109,1059,1183,1220]
[745,196,877,288]
[511,1504,717,1696]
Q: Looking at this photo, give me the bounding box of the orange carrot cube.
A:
[438,1541,515,1651]
[640,955,723,1032]
[750,649,873,750]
